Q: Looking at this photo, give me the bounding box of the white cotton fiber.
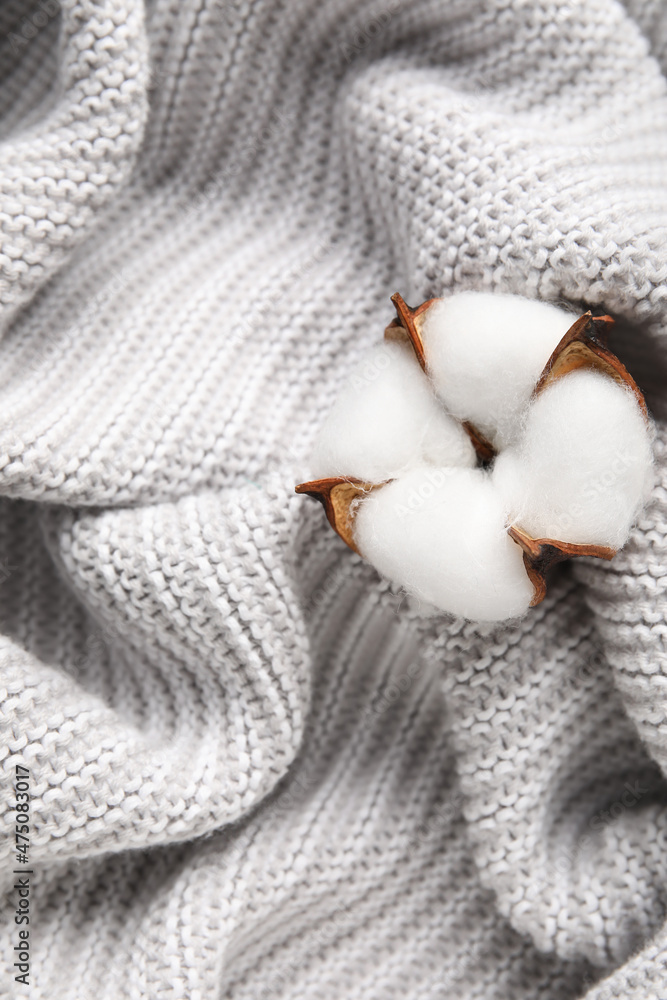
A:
[492,369,653,547]
[353,466,535,621]
[308,341,476,482]
[419,293,576,448]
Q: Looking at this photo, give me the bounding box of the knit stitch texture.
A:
[2,0,667,997]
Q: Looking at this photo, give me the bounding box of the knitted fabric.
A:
[1,0,667,997]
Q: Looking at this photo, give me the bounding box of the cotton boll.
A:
[419,293,576,448]
[308,341,476,482]
[492,369,653,547]
[353,466,535,622]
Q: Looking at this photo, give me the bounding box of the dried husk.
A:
[296,295,649,610]
[294,478,381,554]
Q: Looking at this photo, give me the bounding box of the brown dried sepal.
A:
[383,292,434,371]
[533,311,648,420]
[384,292,497,462]
[460,420,496,464]
[508,525,616,607]
[294,477,385,554]
[296,295,648,613]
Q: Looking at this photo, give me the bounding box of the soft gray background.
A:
[1,0,667,997]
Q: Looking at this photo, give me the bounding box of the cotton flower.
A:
[297,292,653,622]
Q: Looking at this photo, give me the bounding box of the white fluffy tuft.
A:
[492,369,654,547]
[420,293,576,448]
[353,466,535,622]
[305,293,654,622]
[308,341,476,482]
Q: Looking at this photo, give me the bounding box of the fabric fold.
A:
[2,0,667,996]
[0,0,148,328]
[0,487,310,867]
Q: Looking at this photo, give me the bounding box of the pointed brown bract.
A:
[295,477,386,554]
[460,421,496,465]
[507,525,616,606]
[383,292,432,371]
[533,311,648,420]
[385,292,497,462]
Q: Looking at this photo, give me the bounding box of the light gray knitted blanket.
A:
[1,0,667,997]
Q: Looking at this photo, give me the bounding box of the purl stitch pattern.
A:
[1,1,667,997]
